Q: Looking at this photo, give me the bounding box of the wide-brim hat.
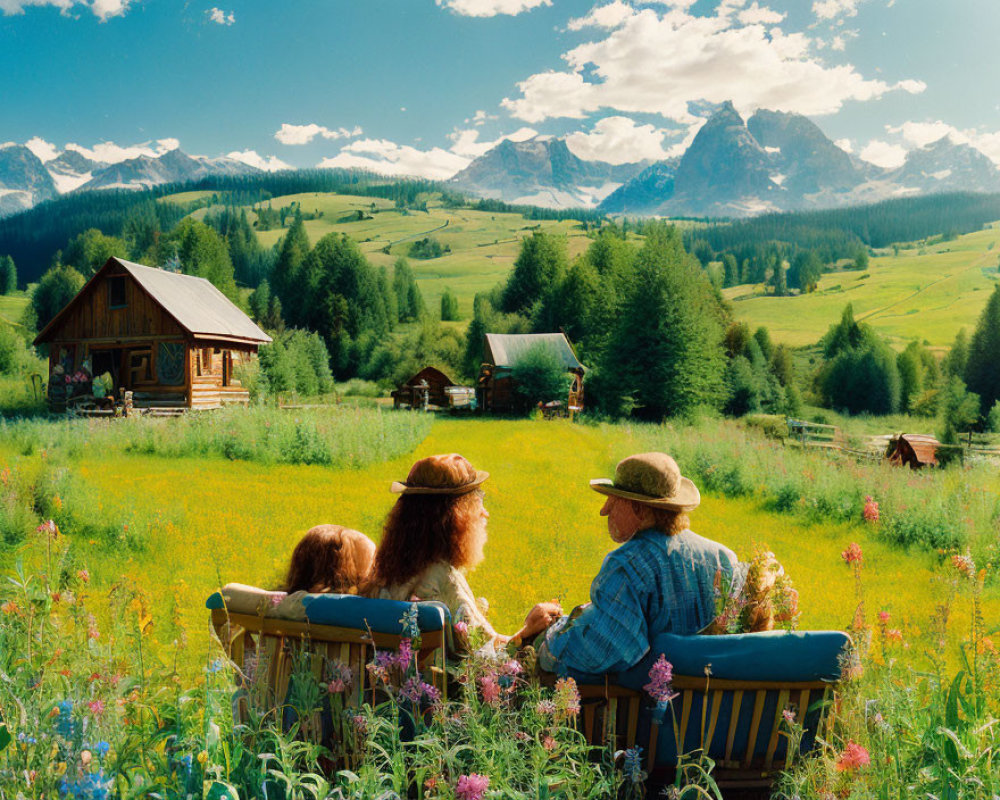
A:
[391,453,489,495]
[590,452,700,512]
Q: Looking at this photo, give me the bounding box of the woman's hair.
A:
[283,525,376,595]
[650,508,690,536]
[369,490,483,591]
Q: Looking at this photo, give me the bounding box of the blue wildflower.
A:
[96,740,110,758]
[399,603,420,638]
[622,747,645,783]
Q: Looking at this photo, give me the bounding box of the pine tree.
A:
[271,213,311,325]
[598,224,727,419]
[965,284,1000,417]
[943,328,970,379]
[440,288,460,321]
[0,256,16,295]
[500,232,567,315]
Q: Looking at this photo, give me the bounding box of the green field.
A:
[174,191,593,317]
[0,290,29,328]
[5,415,990,667]
[724,224,1000,349]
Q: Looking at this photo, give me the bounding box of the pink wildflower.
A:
[536,699,556,715]
[644,655,677,704]
[500,659,523,676]
[455,773,489,800]
[453,620,469,636]
[395,638,413,669]
[835,741,870,772]
[87,699,105,716]
[878,611,890,624]
[841,542,863,565]
[36,520,57,538]
[77,569,89,584]
[554,677,580,719]
[542,735,557,751]
[479,675,501,705]
[863,496,880,523]
[328,679,346,694]
[952,552,976,579]
[782,708,796,726]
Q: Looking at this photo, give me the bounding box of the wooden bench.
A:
[569,630,851,791]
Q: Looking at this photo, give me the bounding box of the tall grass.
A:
[621,417,1000,566]
[1,404,432,468]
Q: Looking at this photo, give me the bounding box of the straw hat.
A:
[391,453,489,495]
[590,452,700,511]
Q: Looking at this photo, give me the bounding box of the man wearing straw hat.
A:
[538,452,742,676]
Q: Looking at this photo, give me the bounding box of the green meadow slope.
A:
[177,191,593,317]
[723,223,1000,349]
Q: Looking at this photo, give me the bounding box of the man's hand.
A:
[521,600,563,638]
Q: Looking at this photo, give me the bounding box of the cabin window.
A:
[157,342,185,386]
[108,276,126,309]
[199,348,213,376]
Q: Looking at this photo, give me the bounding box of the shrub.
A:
[510,343,572,413]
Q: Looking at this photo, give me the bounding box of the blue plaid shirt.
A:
[539,528,741,675]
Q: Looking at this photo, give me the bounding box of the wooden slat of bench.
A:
[673,675,831,692]
[743,690,767,769]
[678,691,693,752]
[705,690,723,753]
[725,690,744,765]
[626,696,640,749]
[764,689,789,770]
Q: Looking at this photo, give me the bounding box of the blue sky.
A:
[2,0,998,178]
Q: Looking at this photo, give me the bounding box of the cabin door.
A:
[91,348,123,393]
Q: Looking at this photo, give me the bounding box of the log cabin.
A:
[476,332,584,414]
[34,257,271,411]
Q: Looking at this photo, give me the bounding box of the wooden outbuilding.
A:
[886,434,940,468]
[477,332,584,414]
[34,257,271,412]
[391,367,474,410]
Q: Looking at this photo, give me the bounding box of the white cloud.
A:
[274,123,363,145]
[65,138,179,164]
[207,7,235,25]
[503,3,923,125]
[24,136,60,162]
[469,109,495,126]
[737,2,784,25]
[882,119,1000,165]
[859,139,907,168]
[90,0,130,21]
[565,116,670,164]
[834,137,853,153]
[435,0,550,17]
[812,0,859,20]
[448,126,537,158]
[226,150,291,172]
[318,138,471,180]
[0,0,131,19]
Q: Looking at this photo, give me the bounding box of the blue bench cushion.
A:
[303,594,452,636]
[207,590,451,636]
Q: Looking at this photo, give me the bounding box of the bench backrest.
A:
[206,587,453,765]
[573,630,850,784]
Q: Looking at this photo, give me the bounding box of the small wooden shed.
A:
[34,257,271,411]
[391,367,474,410]
[886,434,939,468]
[477,332,584,414]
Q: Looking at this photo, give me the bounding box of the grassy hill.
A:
[723,223,1000,349]
[169,190,594,318]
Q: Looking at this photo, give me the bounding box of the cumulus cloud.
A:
[435,0,550,17]
[812,0,859,20]
[834,137,853,153]
[226,150,291,172]
[882,119,1000,165]
[274,123,363,146]
[207,7,234,25]
[318,138,471,180]
[65,138,180,164]
[0,0,132,20]
[565,116,671,164]
[503,3,924,125]
[859,139,907,169]
[24,136,60,162]
[737,2,785,25]
[448,126,537,158]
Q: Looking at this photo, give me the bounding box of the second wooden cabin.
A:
[477,332,584,414]
[34,257,271,411]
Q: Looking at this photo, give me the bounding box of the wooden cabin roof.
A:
[36,258,272,346]
[399,366,455,388]
[898,433,940,465]
[484,333,583,371]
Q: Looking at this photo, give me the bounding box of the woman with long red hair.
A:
[370,453,560,647]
